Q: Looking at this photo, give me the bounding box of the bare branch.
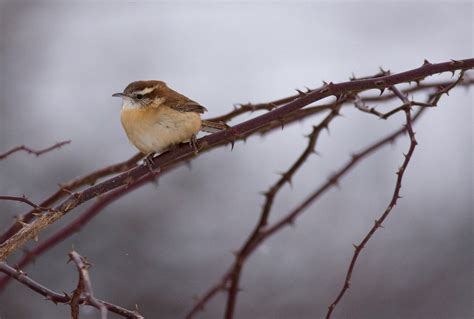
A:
[0,195,56,213]
[0,173,153,290]
[0,261,143,318]
[0,59,471,262]
[326,85,419,318]
[0,141,70,160]
[223,104,343,319]
[0,152,144,245]
[186,106,427,318]
[209,72,473,124]
[69,251,108,319]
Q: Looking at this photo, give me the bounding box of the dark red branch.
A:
[224,104,343,319]
[1,59,471,261]
[186,106,427,318]
[0,174,153,290]
[0,141,70,160]
[69,251,108,319]
[326,86,418,318]
[0,261,143,318]
[0,196,56,213]
[0,152,144,244]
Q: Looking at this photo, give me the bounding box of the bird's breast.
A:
[120,106,201,154]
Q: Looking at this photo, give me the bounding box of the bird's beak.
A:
[112,92,125,98]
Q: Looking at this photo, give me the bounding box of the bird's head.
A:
[112,80,168,109]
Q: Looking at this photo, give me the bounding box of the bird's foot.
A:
[189,134,199,155]
[144,153,161,176]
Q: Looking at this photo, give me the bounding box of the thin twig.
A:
[209,73,473,124]
[0,152,144,245]
[186,106,427,318]
[0,195,56,213]
[0,173,153,290]
[0,261,143,318]
[69,251,108,319]
[0,141,71,160]
[223,103,344,319]
[326,85,418,318]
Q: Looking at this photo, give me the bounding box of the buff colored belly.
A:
[120,106,201,154]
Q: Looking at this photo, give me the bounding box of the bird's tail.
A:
[201,120,230,133]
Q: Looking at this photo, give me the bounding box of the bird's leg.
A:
[189,134,199,155]
[144,153,161,175]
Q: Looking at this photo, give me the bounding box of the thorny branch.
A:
[0,140,70,160]
[0,59,472,318]
[185,105,427,319]
[0,260,143,318]
[186,66,469,319]
[0,196,56,213]
[0,59,471,263]
[326,85,419,319]
[0,152,144,244]
[224,102,344,318]
[68,251,108,319]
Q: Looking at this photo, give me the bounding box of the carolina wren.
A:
[112,80,228,170]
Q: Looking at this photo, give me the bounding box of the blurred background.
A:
[0,1,472,318]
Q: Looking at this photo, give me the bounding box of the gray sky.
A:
[0,1,472,319]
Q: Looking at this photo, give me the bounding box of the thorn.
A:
[379,66,390,75]
[279,119,285,130]
[279,172,293,187]
[18,220,30,228]
[295,89,306,96]
[230,139,235,151]
[258,191,269,198]
[329,174,340,188]
[350,72,356,81]
[63,291,72,301]
[324,125,330,135]
[374,219,384,228]
[322,80,329,86]
[185,160,192,171]
[378,87,385,96]
[352,243,359,250]
[312,149,321,156]
[422,59,432,66]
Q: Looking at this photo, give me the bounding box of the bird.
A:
[112,80,228,172]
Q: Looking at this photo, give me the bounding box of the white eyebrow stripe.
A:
[134,86,158,95]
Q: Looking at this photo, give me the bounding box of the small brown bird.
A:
[113,80,228,170]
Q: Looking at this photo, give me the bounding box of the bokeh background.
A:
[0,1,472,319]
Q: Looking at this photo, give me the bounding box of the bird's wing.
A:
[200,120,230,133]
[167,89,208,114]
[169,101,208,113]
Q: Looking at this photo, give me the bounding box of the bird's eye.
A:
[135,94,144,100]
